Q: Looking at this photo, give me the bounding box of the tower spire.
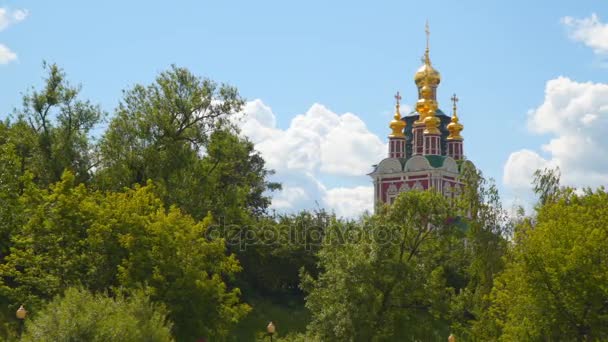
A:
[389,91,406,138]
[387,91,407,159]
[447,93,464,140]
[425,20,431,65]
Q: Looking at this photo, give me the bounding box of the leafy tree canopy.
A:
[22,287,173,342]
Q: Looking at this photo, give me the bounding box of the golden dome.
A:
[415,96,437,123]
[414,56,441,87]
[414,22,440,87]
[447,93,464,140]
[389,92,406,137]
[423,115,440,135]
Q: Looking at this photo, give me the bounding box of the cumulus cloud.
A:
[0,7,28,65]
[0,8,28,31]
[562,13,608,55]
[504,77,608,192]
[0,44,17,64]
[238,100,384,217]
[503,149,550,191]
[324,186,374,218]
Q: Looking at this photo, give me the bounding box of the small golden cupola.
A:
[447,93,464,140]
[389,91,406,137]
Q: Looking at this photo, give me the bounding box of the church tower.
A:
[369,23,475,208]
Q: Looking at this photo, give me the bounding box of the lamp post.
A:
[16,304,27,338]
[266,321,276,342]
[448,333,456,342]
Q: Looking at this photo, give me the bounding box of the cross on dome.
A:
[394,91,402,106]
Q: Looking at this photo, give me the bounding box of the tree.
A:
[449,164,511,338]
[0,142,28,258]
[172,128,280,222]
[480,187,608,340]
[22,287,173,342]
[0,172,250,341]
[15,62,104,185]
[235,210,330,299]
[301,190,457,341]
[97,65,279,220]
[533,167,562,206]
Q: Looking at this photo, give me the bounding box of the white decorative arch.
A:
[412,181,424,191]
[399,183,410,192]
[404,155,431,172]
[376,158,403,174]
[442,157,459,173]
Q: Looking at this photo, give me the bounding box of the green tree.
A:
[533,167,562,206]
[235,210,330,298]
[0,142,28,258]
[22,287,173,342]
[449,164,511,339]
[96,65,278,220]
[0,172,249,341]
[15,62,104,185]
[301,190,457,341]
[479,187,608,341]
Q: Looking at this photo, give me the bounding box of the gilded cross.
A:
[394,91,402,106]
[425,20,430,51]
[451,93,459,116]
[451,93,459,107]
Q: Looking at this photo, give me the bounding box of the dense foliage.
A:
[302,190,457,341]
[0,64,272,341]
[479,186,608,340]
[22,287,173,342]
[1,64,606,341]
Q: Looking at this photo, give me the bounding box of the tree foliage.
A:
[0,172,249,341]
[301,190,457,341]
[22,287,173,342]
[449,163,511,338]
[480,186,608,341]
[96,65,278,221]
[16,62,104,185]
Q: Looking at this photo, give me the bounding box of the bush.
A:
[22,287,173,342]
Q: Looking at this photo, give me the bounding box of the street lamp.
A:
[266,321,276,341]
[16,304,27,338]
[448,333,456,342]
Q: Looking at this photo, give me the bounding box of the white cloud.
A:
[320,112,385,175]
[504,77,608,193]
[238,100,385,217]
[562,13,608,55]
[12,9,28,22]
[503,149,550,191]
[271,186,309,210]
[0,7,28,65]
[324,186,374,218]
[0,44,17,64]
[0,8,28,31]
[241,101,385,176]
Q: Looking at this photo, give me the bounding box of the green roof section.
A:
[424,155,446,168]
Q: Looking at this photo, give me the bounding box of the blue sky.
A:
[2,1,608,216]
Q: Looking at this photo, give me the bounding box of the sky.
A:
[2,0,608,217]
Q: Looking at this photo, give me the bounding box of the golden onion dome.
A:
[447,93,464,140]
[389,92,406,137]
[414,54,441,86]
[423,115,440,135]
